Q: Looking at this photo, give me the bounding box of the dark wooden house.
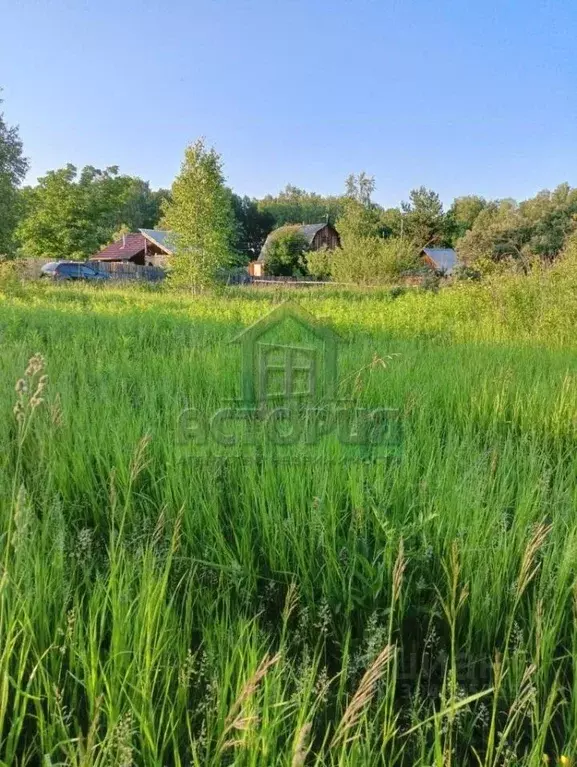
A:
[91,229,174,268]
[249,223,341,277]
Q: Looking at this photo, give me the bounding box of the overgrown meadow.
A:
[1,268,577,766]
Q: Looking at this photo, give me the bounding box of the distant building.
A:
[420,247,458,275]
[249,222,341,277]
[91,229,174,267]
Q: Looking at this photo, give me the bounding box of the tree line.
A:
[2,93,577,286]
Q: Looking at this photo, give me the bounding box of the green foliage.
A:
[456,185,577,271]
[161,139,236,290]
[401,186,445,247]
[262,226,308,275]
[337,196,385,242]
[0,257,22,292]
[117,179,170,232]
[379,206,404,237]
[333,180,419,283]
[230,193,275,263]
[258,184,344,228]
[345,171,375,205]
[0,94,28,255]
[331,234,419,283]
[445,195,487,242]
[456,200,531,272]
[306,245,333,279]
[15,164,164,260]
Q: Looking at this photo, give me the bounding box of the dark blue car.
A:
[40,261,109,282]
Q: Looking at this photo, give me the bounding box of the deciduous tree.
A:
[230,194,275,263]
[161,139,236,289]
[445,195,487,242]
[0,95,28,255]
[258,185,344,228]
[16,164,162,259]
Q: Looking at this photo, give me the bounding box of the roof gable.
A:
[93,233,146,261]
[232,299,342,345]
[258,223,332,262]
[422,248,458,272]
[139,229,175,255]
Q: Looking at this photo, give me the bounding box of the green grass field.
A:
[1,272,577,765]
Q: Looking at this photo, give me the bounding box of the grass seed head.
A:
[517,522,552,599]
[392,537,406,604]
[332,643,395,747]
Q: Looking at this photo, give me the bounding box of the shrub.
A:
[330,235,419,284]
[389,285,407,299]
[263,228,308,276]
[419,271,441,292]
[305,245,332,280]
[453,263,483,281]
[0,257,24,292]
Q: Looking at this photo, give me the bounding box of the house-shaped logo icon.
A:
[231,301,341,404]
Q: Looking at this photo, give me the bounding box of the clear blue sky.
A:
[2,0,577,208]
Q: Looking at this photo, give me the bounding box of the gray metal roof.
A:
[422,248,458,273]
[299,223,328,242]
[258,223,329,262]
[139,229,175,255]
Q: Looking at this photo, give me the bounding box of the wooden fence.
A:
[226,273,331,287]
[89,261,166,282]
[247,277,331,287]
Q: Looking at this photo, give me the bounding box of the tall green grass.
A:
[0,273,577,765]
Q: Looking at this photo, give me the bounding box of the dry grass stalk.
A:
[220,652,281,752]
[129,434,152,483]
[79,695,103,766]
[152,506,167,548]
[516,522,551,599]
[171,506,184,555]
[50,393,63,428]
[331,644,395,748]
[392,538,406,604]
[109,469,118,511]
[291,722,312,767]
[535,598,543,662]
[283,581,299,624]
[508,663,537,717]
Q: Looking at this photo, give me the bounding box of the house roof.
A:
[422,247,458,273]
[92,233,147,261]
[258,223,330,262]
[91,230,174,261]
[232,300,342,344]
[139,229,175,255]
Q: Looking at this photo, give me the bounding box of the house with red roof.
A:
[91,229,174,268]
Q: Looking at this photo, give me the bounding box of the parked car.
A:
[40,261,109,282]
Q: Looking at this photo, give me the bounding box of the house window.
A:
[257,343,317,400]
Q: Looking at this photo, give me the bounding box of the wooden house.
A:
[91,229,174,268]
[249,222,341,277]
[420,247,458,275]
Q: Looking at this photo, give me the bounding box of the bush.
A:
[453,263,483,281]
[330,235,419,284]
[389,285,407,299]
[0,257,24,293]
[263,228,308,276]
[419,271,441,292]
[305,245,332,280]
